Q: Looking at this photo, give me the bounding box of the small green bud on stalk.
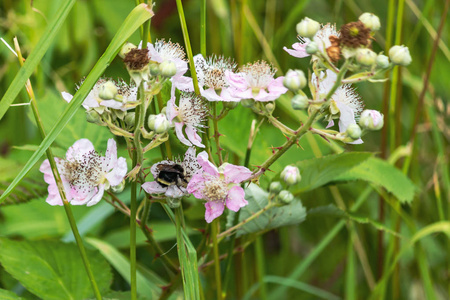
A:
[148,114,170,133]
[283,69,307,92]
[124,112,136,127]
[291,94,309,110]
[389,45,412,66]
[356,48,377,66]
[296,17,320,38]
[278,190,294,204]
[86,110,101,124]
[98,81,118,100]
[346,123,362,140]
[359,109,384,130]
[376,54,390,69]
[159,60,177,77]
[359,13,381,31]
[280,165,301,186]
[269,181,283,194]
[149,63,161,76]
[265,103,275,114]
[306,41,319,54]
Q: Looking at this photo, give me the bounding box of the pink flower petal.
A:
[66,139,95,161]
[86,184,105,206]
[174,122,192,146]
[166,185,186,198]
[225,71,248,91]
[105,157,127,186]
[104,139,118,169]
[283,43,310,58]
[166,98,179,122]
[185,125,205,148]
[142,181,167,194]
[223,164,252,183]
[61,92,73,103]
[197,151,219,176]
[204,201,225,223]
[100,100,124,110]
[226,186,248,212]
[201,87,223,102]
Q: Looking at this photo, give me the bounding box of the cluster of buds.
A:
[268,166,302,205]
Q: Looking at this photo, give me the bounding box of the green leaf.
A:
[90,291,149,300]
[0,289,23,300]
[85,237,164,299]
[233,183,307,237]
[292,152,373,193]
[334,157,416,204]
[0,238,111,300]
[0,4,154,203]
[0,0,76,120]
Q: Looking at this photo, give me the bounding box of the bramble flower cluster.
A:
[43,11,411,225]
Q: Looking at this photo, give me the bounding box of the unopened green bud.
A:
[149,63,160,76]
[356,48,377,66]
[265,102,275,113]
[241,99,255,108]
[306,41,319,54]
[376,54,390,69]
[119,42,136,59]
[296,17,320,38]
[98,81,118,100]
[167,197,181,208]
[359,110,384,130]
[291,94,309,110]
[124,112,136,127]
[223,101,239,110]
[269,181,283,194]
[389,45,412,66]
[278,190,294,204]
[359,13,381,31]
[283,69,307,91]
[148,114,170,133]
[159,60,177,77]
[346,123,362,139]
[111,180,125,193]
[280,165,301,186]
[86,110,101,124]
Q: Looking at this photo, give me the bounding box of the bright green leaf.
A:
[0,289,23,300]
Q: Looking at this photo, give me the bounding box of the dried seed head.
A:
[339,21,371,48]
[326,35,341,62]
[123,48,150,70]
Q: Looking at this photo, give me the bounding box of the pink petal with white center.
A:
[204,201,225,223]
[185,125,205,148]
[226,186,248,212]
[225,71,248,91]
[66,139,95,161]
[86,184,105,207]
[283,42,310,58]
[142,181,167,194]
[100,100,124,110]
[174,122,192,146]
[197,151,219,176]
[106,157,127,186]
[62,92,73,103]
[104,139,117,169]
[223,164,252,183]
[166,98,179,122]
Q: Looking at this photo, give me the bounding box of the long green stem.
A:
[211,219,223,300]
[14,40,102,300]
[212,102,223,165]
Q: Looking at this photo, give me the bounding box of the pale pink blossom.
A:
[284,23,339,59]
[226,60,288,102]
[39,139,127,206]
[142,147,200,198]
[312,69,364,144]
[187,152,253,223]
[166,92,207,148]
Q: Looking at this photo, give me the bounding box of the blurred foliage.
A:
[0,0,449,299]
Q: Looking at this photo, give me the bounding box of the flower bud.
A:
[159,60,177,77]
[359,13,381,31]
[359,110,384,130]
[346,123,362,139]
[86,110,101,124]
[167,197,181,208]
[278,190,294,204]
[111,180,125,193]
[283,69,307,92]
[241,99,255,108]
[148,114,170,133]
[356,48,377,66]
[98,81,118,100]
[389,45,412,66]
[376,54,390,69]
[149,63,161,76]
[291,94,309,110]
[223,101,239,110]
[265,103,275,113]
[269,181,283,194]
[306,41,319,54]
[280,165,301,186]
[296,17,320,38]
[119,42,136,59]
[125,112,136,127]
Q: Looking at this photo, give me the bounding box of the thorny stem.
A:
[14,39,102,300]
[212,102,224,165]
[266,115,296,135]
[310,127,346,142]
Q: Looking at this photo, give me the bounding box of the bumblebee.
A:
[155,163,188,188]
